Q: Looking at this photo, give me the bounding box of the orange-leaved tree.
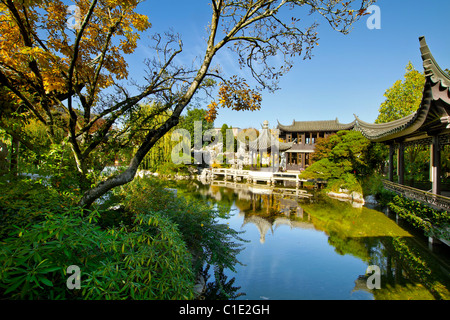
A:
[0,0,375,208]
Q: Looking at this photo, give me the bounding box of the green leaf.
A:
[4,277,26,295]
[40,277,53,287]
[39,266,61,274]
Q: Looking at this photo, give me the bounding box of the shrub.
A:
[157,161,191,176]
[0,175,246,300]
[0,177,79,240]
[0,179,196,299]
[120,177,247,275]
[0,206,196,299]
[359,173,396,205]
[388,195,450,240]
[326,173,363,194]
[361,173,383,197]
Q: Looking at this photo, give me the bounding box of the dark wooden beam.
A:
[389,144,394,182]
[430,135,441,195]
[397,142,404,185]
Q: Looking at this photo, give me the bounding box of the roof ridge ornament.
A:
[353,37,449,142]
[419,36,450,88]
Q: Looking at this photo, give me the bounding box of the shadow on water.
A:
[166,179,450,300]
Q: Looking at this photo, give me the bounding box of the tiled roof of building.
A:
[277,118,356,133]
[247,120,293,152]
[354,36,450,143]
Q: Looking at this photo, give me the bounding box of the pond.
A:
[167,180,450,300]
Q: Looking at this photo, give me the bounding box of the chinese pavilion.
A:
[354,36,450,201]
[245,120,293,168]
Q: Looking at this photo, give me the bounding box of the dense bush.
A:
[0,177,79,240]
[300,130,386,196]
[360,173,396,205]
[326,173,362,194]
[156,161,192,176]
[120,177,246,275]
[0,176,246,299]
[0,182,196,299]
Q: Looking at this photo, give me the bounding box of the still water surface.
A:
[169,181,450,300]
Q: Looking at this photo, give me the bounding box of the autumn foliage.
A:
[206,76,262,122]
[0,0,150,99]
[0,0,375,207]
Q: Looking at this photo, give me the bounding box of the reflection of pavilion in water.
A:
[197,182,450,298]
[204,181,315,244]
[241,211,315,244]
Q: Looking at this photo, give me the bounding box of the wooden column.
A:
[397,142,404,185]
[388,144,395,182]
[430,135,441,195]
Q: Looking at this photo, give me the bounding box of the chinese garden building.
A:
[277,118,355,171]
[354,36,450,210]
[245,120,293,169]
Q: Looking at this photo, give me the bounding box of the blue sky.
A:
[126,0,450,129]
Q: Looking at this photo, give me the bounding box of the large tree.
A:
[375,62,425,124]
[375,62,433,184]
[0,0,375,208]
[300,130,379,181]
[179,108,214,149]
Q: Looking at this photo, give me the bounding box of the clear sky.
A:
[126,0,450,130]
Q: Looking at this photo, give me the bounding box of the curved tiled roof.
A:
[246,121,294,152]
[420,36,450,90]
[277,118,356,132]
[275,37,449,144]
[354,36,450,143]
[353,112,421,142]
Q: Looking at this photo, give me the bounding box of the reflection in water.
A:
[168,180,450,300]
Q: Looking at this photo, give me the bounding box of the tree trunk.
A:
[78,15,220,209]
[9,135,19,176]
[78,116,180,208]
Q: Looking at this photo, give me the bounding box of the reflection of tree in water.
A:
[237,188,450,299]
[199,264,246,300]
[173,181,450,299]
[351,236,450,300]
[379,237,450,299]
[302,197,450,299]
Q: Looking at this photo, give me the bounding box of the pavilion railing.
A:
[382,180,450,212]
